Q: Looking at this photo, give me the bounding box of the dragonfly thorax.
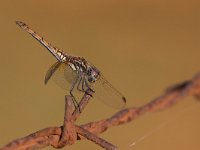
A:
[67,57,87,72]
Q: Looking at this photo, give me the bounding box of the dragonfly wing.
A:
[45,61,62,84]
[45,61,77,90]
[92,75,126,109]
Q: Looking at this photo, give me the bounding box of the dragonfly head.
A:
[86,66,100,83]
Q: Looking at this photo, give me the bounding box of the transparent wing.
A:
[92,75,126,109]
[45,61,77,90]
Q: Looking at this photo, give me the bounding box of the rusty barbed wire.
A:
[1,73,200,150]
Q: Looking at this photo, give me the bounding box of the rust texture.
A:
[1,73,200,150]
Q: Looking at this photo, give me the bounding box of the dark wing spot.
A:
[122,96,127,103]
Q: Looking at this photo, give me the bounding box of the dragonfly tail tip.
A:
[15,21,26,28]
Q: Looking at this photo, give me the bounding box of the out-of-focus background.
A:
[0,0,200,150]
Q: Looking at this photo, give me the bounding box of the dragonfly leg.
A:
[81,76,88,92]
[77,75,84,92]
[70,92,80,111]
[70,76,80,110]
[84,78,94,97]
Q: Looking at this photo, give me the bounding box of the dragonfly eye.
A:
[87,67,100,83]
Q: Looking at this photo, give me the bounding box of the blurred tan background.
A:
[0,0,200,149]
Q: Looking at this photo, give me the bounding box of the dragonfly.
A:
[16,21,126,109]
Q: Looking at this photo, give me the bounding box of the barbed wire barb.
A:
[1,73,200,150]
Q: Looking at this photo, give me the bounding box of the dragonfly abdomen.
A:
[16,21,68,62]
